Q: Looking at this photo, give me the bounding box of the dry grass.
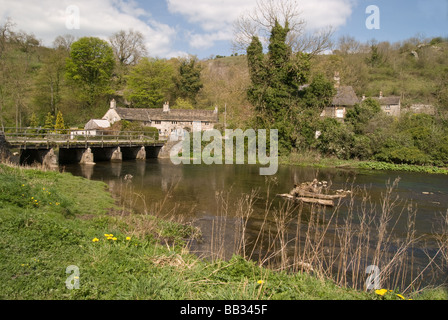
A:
[196,177,447,293]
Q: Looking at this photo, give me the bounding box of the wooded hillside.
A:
[1,18,447,166]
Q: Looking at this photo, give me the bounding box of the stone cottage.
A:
[370,91,401,116]
[321,86,360,120]
[102,99,219,139]
[320,72,360,120]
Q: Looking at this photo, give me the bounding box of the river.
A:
[63,159,448,291]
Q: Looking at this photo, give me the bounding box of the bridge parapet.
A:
[3,127,164,149]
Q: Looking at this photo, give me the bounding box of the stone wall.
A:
[0,131,11,161]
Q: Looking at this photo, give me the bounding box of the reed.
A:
[117,172,446,294]
[200,177,447,293]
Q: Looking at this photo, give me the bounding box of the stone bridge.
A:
[1,128,168,168]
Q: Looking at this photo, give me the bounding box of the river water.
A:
[63,159,448,291]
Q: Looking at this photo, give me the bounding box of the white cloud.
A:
[167,0,356,50]
[167,0,255,31]
[0,0,177,58]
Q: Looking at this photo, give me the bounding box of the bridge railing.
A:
[3,127,161,147]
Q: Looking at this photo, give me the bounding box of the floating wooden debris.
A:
[277,193,335,207]
[277,179,349,207]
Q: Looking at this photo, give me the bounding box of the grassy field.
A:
[0,163,445,300]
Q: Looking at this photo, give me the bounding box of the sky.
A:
[0,0,447,59]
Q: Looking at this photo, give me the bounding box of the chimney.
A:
[379,91,383,99]
[163,101,170,112]
[110,99,116,109]
[362,94,366,101]
[334,71,340,89]
[214,106,218,114]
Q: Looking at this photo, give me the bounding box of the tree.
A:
[65,37,115,109]
[302,73,335,110]
[345,98,381,134]
[124,58,175,107]
[34,48,67,117]
[174,55,203,104]
[233,0,333,56]
[29,112,38,128]
[53,34,76,52]
[109,29,147,66]
[246,20,311,153]
[44,112,54,130]
[54,111,65,133]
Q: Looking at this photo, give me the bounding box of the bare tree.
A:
[109,29,148,66]
[53,34,76,52]
[336,35,361,55]
[232,0,333,56]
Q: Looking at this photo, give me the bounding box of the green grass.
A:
[280,152,448,174]
[0,164,444,300]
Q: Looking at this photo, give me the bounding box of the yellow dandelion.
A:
[22,184,25,187]
[31,197,34,200]
[375,289,388,296]
[92,238,99,242]
[126,237,131,241]
[42,188,45,190]
[257,280,264,285]
[112,237,117,241]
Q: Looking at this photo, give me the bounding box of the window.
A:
[204,122,210,126]
[154,121,161,125]
[336,108,344,118]
[172,121,178,125]
[385,105,391,110]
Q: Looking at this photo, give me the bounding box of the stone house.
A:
[102,99,219,139]
[370,91,401,116]
[321,86,360,120]
[320,72,360,120]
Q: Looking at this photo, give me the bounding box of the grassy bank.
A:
[280,152,448,174]
[0,164,445,300]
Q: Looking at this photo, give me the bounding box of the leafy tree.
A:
[366,43,382,67]
[246,19,311,153]
[54,111,65,133]
[65,37,115,109]
[302,73,336,110]
[29,112,38,128]
[44,112,54,130]
[316,118,354,160]
[174,55,203,104]
[345,98,381,134]
[125,58,175,107]
[173,97,194,110]
[33,48,67,117]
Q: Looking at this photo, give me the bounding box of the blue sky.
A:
[0,0,447,59]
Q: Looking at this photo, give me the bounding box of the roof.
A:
[372,96,401,105]
[332,86,359,106]
[114,107,219,123]
[85,119,111,129]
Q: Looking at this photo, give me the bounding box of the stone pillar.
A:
[42,148,58,170]
[136,146,146,160]
[0,131,11,162]
[111,147,122,162]
[80,148,95,165]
